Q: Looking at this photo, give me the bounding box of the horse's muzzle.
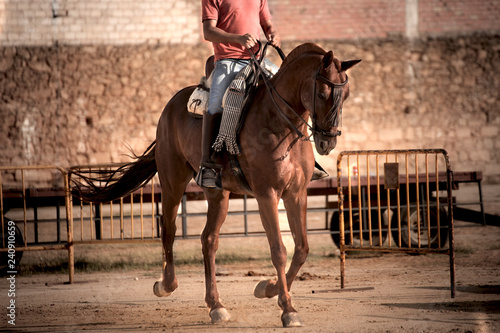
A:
[314,133,337,155]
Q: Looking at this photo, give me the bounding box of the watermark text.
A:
[5,220,17,326]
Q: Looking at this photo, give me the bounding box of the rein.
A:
[249,42,347,141]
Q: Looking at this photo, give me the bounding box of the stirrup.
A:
[195,165,220,189]
[311,161,329,181]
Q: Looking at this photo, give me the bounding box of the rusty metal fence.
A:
[0,166,74,282]
[67,164,271,244]
[336,149,455,297]
[1,149,457,295]
[68,164,162,245]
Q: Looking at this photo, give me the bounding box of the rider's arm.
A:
[202,19,258,49]
[260,19,281,48]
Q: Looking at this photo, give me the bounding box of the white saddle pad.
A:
[187,73,212,118]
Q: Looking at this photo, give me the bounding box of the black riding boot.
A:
[311,161,329,181]
[195,111,222,188]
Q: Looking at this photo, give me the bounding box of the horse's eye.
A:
[318,92,329,100]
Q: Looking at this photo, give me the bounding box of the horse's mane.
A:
[279,43,326,71]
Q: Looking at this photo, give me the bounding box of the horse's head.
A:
[307,52,361,155]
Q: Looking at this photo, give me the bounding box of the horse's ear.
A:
[341,59,362,72]
[322,51,334,69]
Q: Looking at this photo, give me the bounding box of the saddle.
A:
[187,55,278,123]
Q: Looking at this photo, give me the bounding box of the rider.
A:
[196,0,327,188]
[196,0,280,188]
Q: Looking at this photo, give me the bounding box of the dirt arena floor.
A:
[2,184,500,332]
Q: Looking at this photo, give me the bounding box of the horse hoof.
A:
[153,281,172,297]
[281,312,304,327]
[210,307,231,324]
[254,280,269,298]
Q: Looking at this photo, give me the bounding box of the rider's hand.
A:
[267,33,281,48]
[239,33,258,49]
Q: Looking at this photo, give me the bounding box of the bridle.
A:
[250,42,348,141]
[312,70,348,138]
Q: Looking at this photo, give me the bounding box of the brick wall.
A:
[1,0,499,46]
[269,0,406,40]
[0,0,201,46]
[418,0,500,35]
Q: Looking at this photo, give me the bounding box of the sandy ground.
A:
[1,184,500,332]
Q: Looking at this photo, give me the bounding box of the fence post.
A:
[63,168,74,284]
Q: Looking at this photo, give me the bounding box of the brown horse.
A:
[77,43,360,327]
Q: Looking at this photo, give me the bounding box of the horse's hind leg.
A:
[202,189,231,323]
[153,172,192,297]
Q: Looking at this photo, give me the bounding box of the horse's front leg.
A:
[257,194,303,327]
[201,189,231,323]
[254,188,309,304]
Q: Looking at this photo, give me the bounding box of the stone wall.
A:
[1,0,500,185]
[1,34,499,184]
[0,42,212,169]
[314,35,500,183]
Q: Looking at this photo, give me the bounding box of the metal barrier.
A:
[1,150,462,292]
[68,164,162,244]
[2,163,324,282]
[0,166,74,282]
[336,149,455,297]
[67,164,335,243]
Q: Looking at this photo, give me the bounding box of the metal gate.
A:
[336,149,455,297]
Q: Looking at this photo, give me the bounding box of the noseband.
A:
[312,70,348,138]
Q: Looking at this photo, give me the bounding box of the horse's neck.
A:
[241,67,308,150]
[266,57,318,125]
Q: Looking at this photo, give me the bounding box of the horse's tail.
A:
[71,141,158,203]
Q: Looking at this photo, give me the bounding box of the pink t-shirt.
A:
[202,0,272,61]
